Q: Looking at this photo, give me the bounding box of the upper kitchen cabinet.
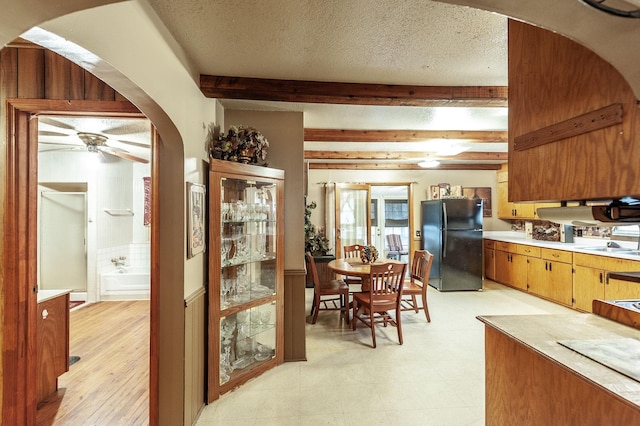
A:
[508,20,640,202]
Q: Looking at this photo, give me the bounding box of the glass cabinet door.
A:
[220,179,277,309]
[219,301,277,385]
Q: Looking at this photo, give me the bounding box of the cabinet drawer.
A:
[495,241,515,252]
[574,253,640,271]
[484,239,495,249]
[517,245,540,257]
[541,248,572,264]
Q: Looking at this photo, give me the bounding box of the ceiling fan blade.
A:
[112,139,151,149]
[39,147,84,153]
[38,130,70,137]
[38,141,83,147]
[100,147,149,164]
[103,143,129,153]
[38,116,77,130]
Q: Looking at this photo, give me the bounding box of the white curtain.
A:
[324,183,336,255]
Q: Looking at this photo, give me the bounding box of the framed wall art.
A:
[187,182,207,258]
[463,187,492,217]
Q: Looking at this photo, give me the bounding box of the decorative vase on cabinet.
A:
[208,159,284,402]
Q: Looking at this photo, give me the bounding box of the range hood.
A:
[537,202,640,226]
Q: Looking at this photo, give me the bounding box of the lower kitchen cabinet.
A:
[484,240,496,281]
[527,248,573,306]
[494,245,527,291]
[573,253,640,312]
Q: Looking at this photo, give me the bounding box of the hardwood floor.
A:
[36,301,150,425]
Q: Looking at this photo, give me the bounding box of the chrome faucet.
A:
[111,256,127,268]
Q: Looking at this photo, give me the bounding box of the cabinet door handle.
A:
[549,262,552,272]
[545,262,548,271]
[599,272,603,284]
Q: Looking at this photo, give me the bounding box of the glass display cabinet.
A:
[208,159,284,402]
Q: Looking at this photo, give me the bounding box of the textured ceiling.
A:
[147,0,508,86]
[143,0,509,166]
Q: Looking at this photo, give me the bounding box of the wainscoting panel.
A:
[184,287,207,425]
[284,269,307,361]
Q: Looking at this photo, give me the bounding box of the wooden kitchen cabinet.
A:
[606,277,640,301]
[573,253,640,312]
[527,248,573,306]
[494,242,527,291]
[37,292,70,404]
[207,159,284,402]
[497,178,535,220]
[508,20,640,202]
[484,239,496,281]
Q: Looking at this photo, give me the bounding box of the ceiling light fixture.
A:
[418,160,441,168]
[580,0,640,18]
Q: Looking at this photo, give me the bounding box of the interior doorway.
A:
[39,190,88,292]
[2,98,157,423]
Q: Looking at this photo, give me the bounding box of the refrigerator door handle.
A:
[442,202,448,258]
[442,201,448,232]
[442,229,447,257]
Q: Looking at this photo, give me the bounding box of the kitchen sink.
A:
[579,246,633,253]
[578,246,640,257]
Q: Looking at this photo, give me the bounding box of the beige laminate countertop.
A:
[483,231,640,261]
[478,313,640,407]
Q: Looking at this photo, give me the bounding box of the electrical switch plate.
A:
[416,230,421,237]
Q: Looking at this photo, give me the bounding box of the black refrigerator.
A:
[420,199,483,291]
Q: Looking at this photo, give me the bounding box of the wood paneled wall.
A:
[0,44,135,423]
[184,288,206,425]
[1,44,126,102]
[508,20,640,202]
[284,270,307,361]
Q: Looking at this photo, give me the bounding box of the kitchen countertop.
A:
[483,230,640,260]
[37,289,72,303]
[478,313,640,407]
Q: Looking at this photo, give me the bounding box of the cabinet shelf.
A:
[208,159,284,402]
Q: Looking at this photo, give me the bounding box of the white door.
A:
[40,192,87,291]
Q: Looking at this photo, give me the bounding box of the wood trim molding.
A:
[308,163,502,170]
[304,151,507,161]
[304,129,508,143]
[514,103,623,151]
[200,75,508,107]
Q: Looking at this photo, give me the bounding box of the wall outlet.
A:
[416,230,421,238]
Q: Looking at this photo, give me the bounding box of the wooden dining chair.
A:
[342,244,364,284]
[401,250,434,322]
[306,252,350,324]
[352,262,407,348]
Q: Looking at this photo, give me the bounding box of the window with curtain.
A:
[384,199,408,227]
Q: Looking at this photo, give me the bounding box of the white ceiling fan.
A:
[38,116,151,164]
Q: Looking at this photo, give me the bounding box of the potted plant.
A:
[304,199,333,287]
[304,200,330,256]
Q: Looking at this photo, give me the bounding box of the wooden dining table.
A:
[327,257,406,290]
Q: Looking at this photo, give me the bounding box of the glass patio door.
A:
[335,183,371,258]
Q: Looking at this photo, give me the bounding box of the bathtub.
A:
[100,267,150,300]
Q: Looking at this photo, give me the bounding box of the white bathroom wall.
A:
[39,149,152,300]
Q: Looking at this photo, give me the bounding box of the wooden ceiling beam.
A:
[308,163,503,170]
[200,75,508,107]
[304,151,507,161]
[304,129,507,143]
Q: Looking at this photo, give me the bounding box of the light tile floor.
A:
[196,280,574,426]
